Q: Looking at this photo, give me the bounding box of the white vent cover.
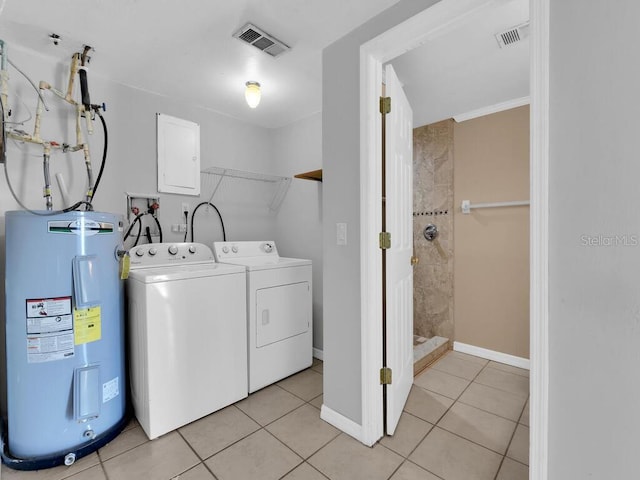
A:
[495,21,530,48]
[233,23,290,58]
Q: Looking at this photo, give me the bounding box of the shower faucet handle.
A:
[423,224,439,242]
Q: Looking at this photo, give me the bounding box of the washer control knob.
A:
[231,245,239,253]
[135,249,144,257]
[148,247,157,256]
[168,245,178,255]
[262,243,273,253]
[222,246,229,254]
[188,245,197,254]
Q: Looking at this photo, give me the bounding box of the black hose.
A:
[90,109,108,204]
[183,211,188,242]
[0,92,6,165]
[190,202,226,242]
[145,226,152,244]
[152,214,163,243]
[123,212,145,241]
[124,211,163,245]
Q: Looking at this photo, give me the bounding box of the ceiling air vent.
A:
[233,23,290,58]
[495,21,530,48]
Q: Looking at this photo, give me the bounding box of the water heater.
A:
[2,210,128,470]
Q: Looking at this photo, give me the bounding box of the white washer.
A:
[213,241,312,393]
[127,243,247,439]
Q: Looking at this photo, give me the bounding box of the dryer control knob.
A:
[231,245,239,253]
[188,245,197,254]
[262,243,273,253]
[148,247,157,256]
[168,245,178,255]
[222,246,229,254]
[135,249,145,257]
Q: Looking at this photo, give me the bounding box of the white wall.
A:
[0,43,278,246]
[322,0,439,427]
[548,1,640,478]
[272,113,323,351]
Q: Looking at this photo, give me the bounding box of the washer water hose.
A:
[190,202,226,242]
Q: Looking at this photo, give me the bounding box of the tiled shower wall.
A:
[413,120,454,340]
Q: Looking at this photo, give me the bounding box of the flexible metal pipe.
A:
[42,144,53,210]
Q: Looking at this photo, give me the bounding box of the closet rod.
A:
[461,199,529,214]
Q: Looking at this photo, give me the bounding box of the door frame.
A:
[358,0,549,478]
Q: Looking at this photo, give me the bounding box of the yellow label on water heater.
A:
[74,306,102,345]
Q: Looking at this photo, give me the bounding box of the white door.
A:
[384,63,414,435]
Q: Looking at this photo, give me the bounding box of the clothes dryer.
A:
[213,241,312,393]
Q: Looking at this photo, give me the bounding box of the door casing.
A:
[358,1,549,479]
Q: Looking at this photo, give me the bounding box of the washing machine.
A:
[127,243,247,439]
[213,241,312,393]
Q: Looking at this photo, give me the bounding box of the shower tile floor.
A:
[2,351,529,480]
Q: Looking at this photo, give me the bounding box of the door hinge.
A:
[380,367,392,385]
[379,231,391,249]
[379,96,391,115]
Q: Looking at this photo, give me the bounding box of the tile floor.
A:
[1,351,529,480]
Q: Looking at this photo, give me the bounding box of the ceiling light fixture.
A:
[245,81,261,108]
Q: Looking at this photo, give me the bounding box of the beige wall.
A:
[453,105,530,358]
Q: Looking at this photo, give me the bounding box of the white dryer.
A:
[127,243,247,439]
[213,241,312,393]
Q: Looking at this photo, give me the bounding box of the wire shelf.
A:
[201,166,291,211]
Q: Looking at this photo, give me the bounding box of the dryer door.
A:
[256,282,310,348]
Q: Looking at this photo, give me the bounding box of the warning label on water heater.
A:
[25,297,75,363]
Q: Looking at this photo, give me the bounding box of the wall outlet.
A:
[181,202,190,214]
[179,224,187,233]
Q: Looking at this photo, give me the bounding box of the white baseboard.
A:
[320,405,367,444]
[453,341,530,370]
[313,348,324,361]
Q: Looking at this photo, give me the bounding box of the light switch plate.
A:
[337,222,347,246]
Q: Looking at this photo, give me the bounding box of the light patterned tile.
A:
[98,425,149,461]
[309,434,403,480]
[278,369,323,401]
[431,355,485,380]
[179,405,260,459]
[520,398,530,426]
[458,382,527,421]
[507,424,529,466]
[1,452,100,480]
[236,385,304,426]
[309,394,323,410]
[281,462,329,480]
[488,361,530,378]
[171,463,216,480]
[404,385,453,424]
[409,427,502,480]
[475,367,529,397]
[413,368,470,399]
[205,429,301,480]
[65,465,106,480]
[379,413,433,457]
[311,359,324,374]
[266,405,340,458]
[389,461,440,480]
[447,351,489,366]
[496,457,529,480]
[103,431,199,480]
[438,402,517,454]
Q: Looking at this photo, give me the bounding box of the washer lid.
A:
[128,262,245,283]
[219,256,311,271]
